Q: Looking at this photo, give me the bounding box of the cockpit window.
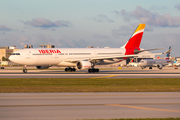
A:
[12,53,20,55]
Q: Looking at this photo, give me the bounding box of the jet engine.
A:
[76,61,92,70]
[36,66,50,69]
[157,64,163,69]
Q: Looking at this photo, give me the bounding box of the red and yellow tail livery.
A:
[122,24,146,54]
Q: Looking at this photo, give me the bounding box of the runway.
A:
[0,92,180,119]
[1,67,180,119]
[1,67,180,78]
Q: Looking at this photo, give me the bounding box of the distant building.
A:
[39,45,55,48]
[9,45,17,49]
[0,46,19,62]
[24,45,33,48]
[87,46,94,48]
[1,61,9,66]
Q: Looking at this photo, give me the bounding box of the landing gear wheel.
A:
[65,67,76,72]
[88,69,92,73]
[72,68,76,72]
[88,68,99,73]
[23,69,27,73]
[141,67,145,70]
[94,68,99,73]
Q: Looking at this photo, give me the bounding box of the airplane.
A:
[9,23,163,73]
[167,60,180,67]
[138,47,172,69]
[173,60,180,67]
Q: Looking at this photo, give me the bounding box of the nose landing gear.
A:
[23,65,27,73]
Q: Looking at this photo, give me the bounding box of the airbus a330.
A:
[9,24,164,73]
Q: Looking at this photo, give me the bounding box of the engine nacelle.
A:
[36,66,50,69]
[157,64,163,69]
[76,61,92,70]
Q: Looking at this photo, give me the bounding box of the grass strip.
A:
[0,78,180,93]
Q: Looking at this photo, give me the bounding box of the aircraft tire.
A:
[88,68,99,73]
[23,69,27,73]
[65,68,76,72]
[141,67,145,69]
[72,68,76,72]
[88,69,92,73]
[69,68,72,72]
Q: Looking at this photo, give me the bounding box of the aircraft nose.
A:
[9,55,15,62]
[138,63,142,66]
[137,63,141,67]
[9,55,13,61]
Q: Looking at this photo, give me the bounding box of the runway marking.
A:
[106,104,180,113]
[0,104,103,107]
[90,75,117,79]
[1,103,180,107]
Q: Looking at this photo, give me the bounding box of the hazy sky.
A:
[0,0,180,56]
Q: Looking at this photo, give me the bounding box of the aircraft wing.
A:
[65,54,139,63]
[90,54,139,60]
[64,47,172,63]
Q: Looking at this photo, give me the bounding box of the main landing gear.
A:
[141,67,146,70]
[23,65,27,73]
[88,63,99,73]
[65,67,76,72]
[88,68,99,73]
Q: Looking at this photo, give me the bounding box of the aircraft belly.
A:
[57,61,76,67]
[24,55,61,66]
[96,60,120,65]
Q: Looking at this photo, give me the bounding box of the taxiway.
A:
[0,67,180,78]
[0,92,180,120]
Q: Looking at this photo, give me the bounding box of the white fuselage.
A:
[9,48,126,67]
[138,59,170,68]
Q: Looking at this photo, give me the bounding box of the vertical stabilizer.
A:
[121,24,146,49]
[165,46,171,60]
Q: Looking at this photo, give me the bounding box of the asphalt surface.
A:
[1,67,180,119]
[0,67,180,78]
[0,92,180,120]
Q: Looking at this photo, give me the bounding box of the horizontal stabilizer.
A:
[134,48,164,54]
[153,47,172,56]
[162,48,172,54]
